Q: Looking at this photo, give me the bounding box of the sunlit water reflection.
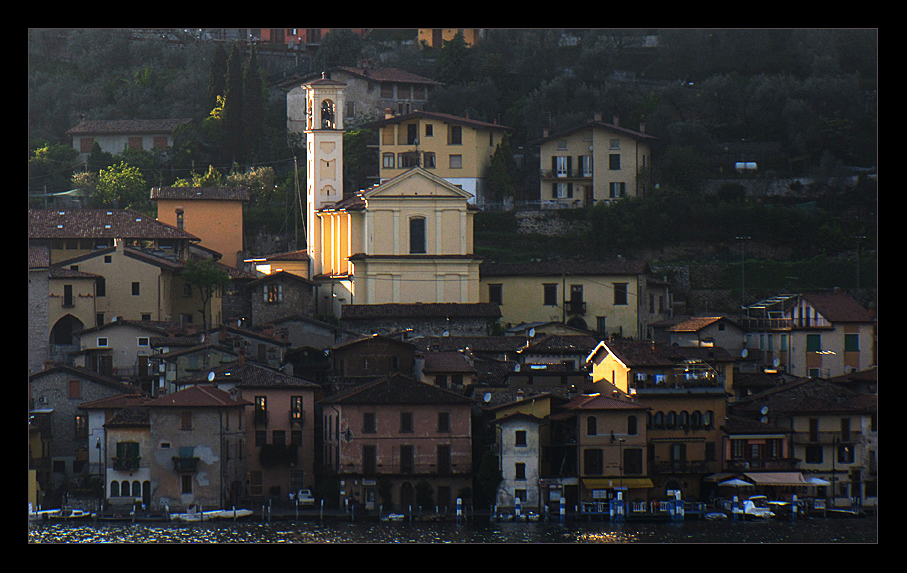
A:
[28,515,877,544]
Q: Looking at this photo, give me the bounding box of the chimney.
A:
[593,112,602,122]
[639,122,646,133]
[384,108,394,120]
[613,115,619,127]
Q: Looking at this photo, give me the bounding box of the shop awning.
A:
[582,478,654,490]
[743,472,809,486]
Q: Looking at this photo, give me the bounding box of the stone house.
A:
[28,364,139,500]
[247,271,318,325]
[144,384,250,512]
[318,374,475,514]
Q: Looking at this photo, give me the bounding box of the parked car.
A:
[295,489,315,506]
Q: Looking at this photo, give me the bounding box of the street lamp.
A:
[736,236,751,311]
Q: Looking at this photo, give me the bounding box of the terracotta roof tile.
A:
[341,302,501,320]
[320,373,474,405]
[29,209,198,241]
[797,292,874,323]
[146,384,251,408]
[423,351,476,374]
[66,118,192,135]
[150,186,251,201]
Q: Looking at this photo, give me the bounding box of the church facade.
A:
[300,75,482,319]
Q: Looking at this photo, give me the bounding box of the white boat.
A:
[742,496,775,519]
[170,508,252,522]
[29,508,92,522]
[381,513,406,522]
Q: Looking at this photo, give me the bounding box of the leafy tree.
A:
[28,141,79,196]
[342,129,377,195]
[485,133,516,205]
[181,257,230,331]
[435,30,473,86]
[313,29,363,72]
[172,164,225,188]
[95,161,147,211]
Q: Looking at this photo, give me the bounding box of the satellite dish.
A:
[514,364,521,372]
[528,328,536,338]
[741,348,748,358]
[761,406,769,415]
[773,358,780,367]
[483,392,492,403]
[207,371,215,382]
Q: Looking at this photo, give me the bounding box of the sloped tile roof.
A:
[146,384,251,408]
[666,316,736,332]
[180,361,319,388]
[29,209,198,241]
[558,392,650,412]
[319,373,474,405]
[335,66,440,85]
[341,302,501,320]
[362,110,513,132]
[522,334,601,355]
[529,119,657,146]
[150,186,251,201]
[65,118,192,135]
[796,292,874,323]
[423,351,476,373]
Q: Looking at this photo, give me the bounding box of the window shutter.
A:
[566,155,572,176]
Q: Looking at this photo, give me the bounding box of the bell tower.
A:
[303,74,346,277]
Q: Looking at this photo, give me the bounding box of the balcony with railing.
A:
[565,300,586,315]
[112,456,141,472]
[172,456,199,472]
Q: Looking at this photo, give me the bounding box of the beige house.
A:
[531,114,656,207]
[738,292,876,378]
[363,110,513,206]
[480,260,670,339]
[28,209,225,346]
[66,118,192,159]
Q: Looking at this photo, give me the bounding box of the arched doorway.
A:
[399,481,415,511]
[50,314,83,345]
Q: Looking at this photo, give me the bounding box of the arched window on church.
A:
[321,99,335,129]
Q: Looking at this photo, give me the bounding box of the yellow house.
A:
[363,110,513,206]
[417,28,483,48]
[480,260,668,339]
[151,186,250,269]
[531,114,656,207]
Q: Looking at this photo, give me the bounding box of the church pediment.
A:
[363,167,474,201]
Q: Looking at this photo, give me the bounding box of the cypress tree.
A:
[222,42,245,164]
[242,45,265,162]
[206,43,228,113]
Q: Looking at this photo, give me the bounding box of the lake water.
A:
[28,514,878,544]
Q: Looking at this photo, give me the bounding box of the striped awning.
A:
[582,478,654,490]
[743,472,809,486]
